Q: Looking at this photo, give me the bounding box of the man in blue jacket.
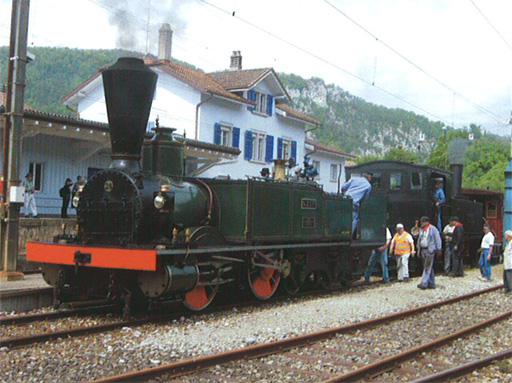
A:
[417,216,442,289]
[341,172,372,237]
[432,181,446,231]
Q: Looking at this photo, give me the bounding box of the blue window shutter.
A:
[266,95,273,116]
[247,89,256,112]
[277,138,283,159]
[265,135,274,163]
[232,127,240,148]
[291,140,297,160]
[213,123,221,145]
[244,130,253,160]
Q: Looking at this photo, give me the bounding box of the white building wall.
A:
[21,134,110,215]
[307,151,346,194]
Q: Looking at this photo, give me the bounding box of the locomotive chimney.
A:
[102,57,158,173]
[450,164,463,198]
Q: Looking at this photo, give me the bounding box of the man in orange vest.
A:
[390,223,415,282]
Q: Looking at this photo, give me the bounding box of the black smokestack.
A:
[450,164,463,197]
[102,57,158,172]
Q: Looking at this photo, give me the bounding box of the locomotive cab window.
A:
[486,202,498,219]
[390,172,402,190]
[372,172,382,189]
[411,172,422,190]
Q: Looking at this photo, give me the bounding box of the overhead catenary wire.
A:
[195,0,461,129]
[321,0,508,128]
[469,0,512,53]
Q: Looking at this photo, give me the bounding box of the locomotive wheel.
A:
[248,250,282,300]
[282,252,307,295]
[184,284,219,311]
[183,227,225,311]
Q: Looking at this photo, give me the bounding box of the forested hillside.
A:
[278,73,444,156]
[0,47,140,115]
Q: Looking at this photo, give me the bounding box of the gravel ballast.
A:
[1,264,510,382]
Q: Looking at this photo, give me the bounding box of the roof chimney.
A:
[230,50,242,71]
[158,23,173,61]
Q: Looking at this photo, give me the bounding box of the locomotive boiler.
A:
[27,58,386,313]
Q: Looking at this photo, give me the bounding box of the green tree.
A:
[384,148,417,163]
[462,137,508,191]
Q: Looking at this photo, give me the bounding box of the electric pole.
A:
[1,0,30,281]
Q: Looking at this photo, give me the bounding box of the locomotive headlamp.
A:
[154,192,166,209]
[72,195,80,208]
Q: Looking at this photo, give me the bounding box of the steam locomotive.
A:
[27,58,386,312]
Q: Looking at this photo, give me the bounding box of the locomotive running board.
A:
[155,241,357,256]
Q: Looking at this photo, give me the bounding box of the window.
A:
[372,172,382,189]
[411,172,422,190]
[487,202,498,219]
[220,126,232,147]
[255,91,267,114]
[247,90,273,116]
[214,123,240,148]
[390,172,402,190]
[278,137,292,159]
[330,164,339,182]
[252,131,266,162]
[28,162,43,191]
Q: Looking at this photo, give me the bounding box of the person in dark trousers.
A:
[503,230,512,294]
[60,178,73,218]
[417,216,442,290]
[449,216,464,277]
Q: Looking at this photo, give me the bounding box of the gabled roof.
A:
[60,72,102,104]
[305,138,356,159]
[208,68,291,101]
[277,104,321,126]
[150,61,253,106]
[60,58,320,127]
[61,60,254,107]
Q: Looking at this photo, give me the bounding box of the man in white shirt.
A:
[503,230,512,294]
[478,223,494,282]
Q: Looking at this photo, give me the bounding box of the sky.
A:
[1,0,511,136]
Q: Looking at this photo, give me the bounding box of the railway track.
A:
[0,279,382,349]
[90,284,506,382]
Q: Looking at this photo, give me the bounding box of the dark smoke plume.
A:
[103,0,188,53]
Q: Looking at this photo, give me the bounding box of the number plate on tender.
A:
[301,198,317,210]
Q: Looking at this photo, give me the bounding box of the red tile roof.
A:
[209,68,291,100]
[150,61,253,106]
[305,138,356,158]
[278,104,321,126]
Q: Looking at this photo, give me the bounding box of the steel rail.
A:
[411,348,512,383]
[322,307,512,382]
[90,285,502,383]
[0,303,114,326]
[0,278,368,348]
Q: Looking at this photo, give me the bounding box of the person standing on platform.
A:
[23,172,38,218]
[59,178,73,218]
[442,220,455,275]
[341,172,372,237]
[449,216,464,277]
[72,175,86,196]
[364,226,391,284]
[503,230,512,294]
[478,223,494,282]
[417,216,442,290]
[432,181,446,232]
[390,223,415,282]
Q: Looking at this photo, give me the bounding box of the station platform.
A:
[0,273,52,313]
